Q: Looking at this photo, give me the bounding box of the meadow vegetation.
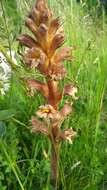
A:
[0,0,107,190]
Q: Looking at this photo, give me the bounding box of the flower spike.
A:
[17,0,78,188]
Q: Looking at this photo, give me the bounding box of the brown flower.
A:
[31,117,48,135]
[17,34,39,48]
[48,17,61,37]
[48,33,65,57]
[60,128,77,144]
[36,104,60,120]
[23,47,41,68]
[26,79,49,98]
[47,62,67,80]
[64,84,78,100]
[17,0,73,81]
[60,102,73,118]
[54,47,73,63]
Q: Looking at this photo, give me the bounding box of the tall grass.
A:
[0,0,107,189]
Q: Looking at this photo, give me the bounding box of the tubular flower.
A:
[36,104,57,119]
[26,79,49,98]
[59,128,77,144]
[64,84,78,100]
[31,117,49,135]
[36,104,61,121]
[60,102,73,118]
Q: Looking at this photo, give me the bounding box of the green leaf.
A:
[84,185,97,190]
[0,109,17,121]
[0,121,6,137]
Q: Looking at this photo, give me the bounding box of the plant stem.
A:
[50,141,60,190]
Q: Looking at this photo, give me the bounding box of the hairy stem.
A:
[50,140,60,190]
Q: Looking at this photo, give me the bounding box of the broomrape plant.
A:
[17,0,78,188]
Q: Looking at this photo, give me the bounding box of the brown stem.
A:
[50,141,59,190]
[47,79,62,110]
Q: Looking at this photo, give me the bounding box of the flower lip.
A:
[36,104,56,118]
[36,104,61,120]
[41,108,50,113]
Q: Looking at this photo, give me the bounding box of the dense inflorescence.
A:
[17,0,77,187]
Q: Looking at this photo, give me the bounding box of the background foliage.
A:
[0,0,107,189]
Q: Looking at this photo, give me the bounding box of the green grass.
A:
[0,0,107,189]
